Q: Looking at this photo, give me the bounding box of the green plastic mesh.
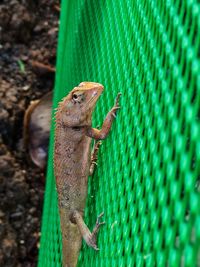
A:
[38,0,200,266]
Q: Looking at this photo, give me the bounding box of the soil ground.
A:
[0,1,59,266]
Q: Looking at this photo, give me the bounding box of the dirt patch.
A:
[0,1,59,266]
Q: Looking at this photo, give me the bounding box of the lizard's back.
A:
[54,126,91,267]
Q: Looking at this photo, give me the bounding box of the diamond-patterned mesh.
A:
[38,1,200,266]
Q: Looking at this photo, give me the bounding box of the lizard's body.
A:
[54,82,120,267]
[54,127,91,265]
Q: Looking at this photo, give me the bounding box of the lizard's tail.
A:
[61,220,82,267]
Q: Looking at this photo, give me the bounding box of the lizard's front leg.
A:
[72,210,105,250]
[86,93,121,140]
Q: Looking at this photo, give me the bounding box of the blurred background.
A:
[0,1,59,266]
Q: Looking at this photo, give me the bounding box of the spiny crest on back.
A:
[54,96,68,121]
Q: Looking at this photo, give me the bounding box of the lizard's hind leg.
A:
[89,141,102,175]
[72,210,105,250]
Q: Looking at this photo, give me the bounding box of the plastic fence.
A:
[38,1,200,266]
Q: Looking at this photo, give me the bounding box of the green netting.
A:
[38,0,200,266]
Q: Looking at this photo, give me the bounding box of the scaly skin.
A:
[54,82,121,267]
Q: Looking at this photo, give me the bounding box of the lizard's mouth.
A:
[88,86,104,108]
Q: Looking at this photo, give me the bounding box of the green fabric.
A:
[38,0,200,266]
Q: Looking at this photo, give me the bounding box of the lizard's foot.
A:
[110,93,121,118]
[73,210,105,250]
[89,141,102,175]
[91,141,102,163]
[86,212,105,250]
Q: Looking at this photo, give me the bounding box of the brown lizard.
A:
[54,82,121,267]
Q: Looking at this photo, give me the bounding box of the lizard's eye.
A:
[72,93,78,100]
[72,92,85,103]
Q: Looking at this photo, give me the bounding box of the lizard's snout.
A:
[90,85,104,102]
[78,81,104,101]
[91,84,104,97]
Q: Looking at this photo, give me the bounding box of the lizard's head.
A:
[57,82,104,127]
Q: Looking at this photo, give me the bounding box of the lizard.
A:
[54,81,121,267]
